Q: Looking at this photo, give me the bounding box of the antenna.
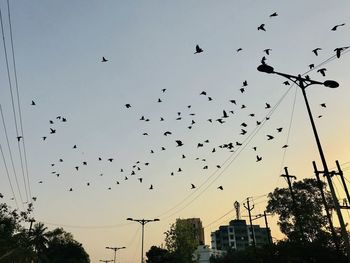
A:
[234,201,240,220]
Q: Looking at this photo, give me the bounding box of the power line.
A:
[0,2,28,202]
[0,104,24,205]
[204,208,233,229]
[6,0,32,200]
[0,141,18,208]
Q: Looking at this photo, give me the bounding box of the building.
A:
[193,245,225,263]
[178,218,205,245]
[211,219,271,251]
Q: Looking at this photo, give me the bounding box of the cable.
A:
[203,208,233,229]
[41,221,132,229]
[0,2,28,202]
[0,104,24,205]
[6,0,32,200]
[0,142,18,208]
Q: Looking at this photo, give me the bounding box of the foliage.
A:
[146,246,174,263]
[0,202,90,263]
[164,219,199,263]
[266,178,333,242]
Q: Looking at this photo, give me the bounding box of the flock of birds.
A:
[1,11,347,205]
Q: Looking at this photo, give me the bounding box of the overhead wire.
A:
[6,0,32,200]
[0,1,28,202]
[0,104,24,205]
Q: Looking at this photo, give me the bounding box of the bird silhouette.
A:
[229,99,236,104]
[317,68,327,77]
[283,81,290,85]
[269,12,278,17]
[334,46,349,58]
[125,104,131,108]
[222,110,228,118]
[101,57,108,62]
[240,129,247,135]
[191,184,196,189]
[320,103,326,108]
[264,49,271,55]
[265,103,271,109]
[256,155,262,162]
[69,188,73,192]
[194,45,203,54]
[161,88,166,93]
[309,64,314,69]
[73,145,77,149]
[17,136,22,142]
[236,48,243,52]
[178,168,182,172]
[75,166,79,171]
[331,23,345,31]
[242,80,248,87]
[282,144,289,148]
[312,48,322,56]
[241,122,247,127]
[42,136,47,141]
[31,100,36,106]
[267,135,274,140]
[276,127,283,132]
[217,186,224,190]
[50,128,56,134]
[149,184,153,190]
[258,24,266,31]
[157,98,162,103]
[176,140,183,147]
[108,158,114,162]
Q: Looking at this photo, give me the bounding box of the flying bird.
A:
[200,91,207,95]
[217,186,224,190]
[331,23,345,31]
[320,103,326,108]
[265,103,271,109]
[194,45,203,54]
[176,140,183,147]
[309,64,314,69]
[256,155,263,162]
[242,80,248,87]
[257,24,266,31]
[334,46,349,58]
[101,57,108,62]
[191,184,196,189]
[267,135,274,140]
[31,100,36,106]
[125,104,131,108]
[276,127,283,132]
[264,49,272,55]
[312,48,322,56]
[317,68,327,77]
[236,48,243,52]
[269,12,278,17]
[50,128,56,134]
[164,131,172,136]
[42,136,47,141]
[283,81,290,85]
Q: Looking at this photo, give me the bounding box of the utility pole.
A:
[243,197,256,249]
[335,160,350,205]
[106,246,125,263]
[281,167,304,241]
[252,212,272,245]
[313,161,339,250]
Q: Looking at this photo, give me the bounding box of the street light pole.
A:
[127,218,160,263]
[257,64,350,260]
[106,246,126,263]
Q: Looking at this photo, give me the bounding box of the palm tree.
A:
[30,222,48,262]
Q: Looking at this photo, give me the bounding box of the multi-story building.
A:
[211,219,271,251]
[178,218,205,245]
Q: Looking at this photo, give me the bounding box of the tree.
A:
[146,246,173,263]
[164,219,199,263]
[266,178,333,243]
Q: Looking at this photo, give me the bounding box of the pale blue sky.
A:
[1,1,350,262]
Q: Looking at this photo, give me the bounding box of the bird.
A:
[256,121,261,126]
[256,155,262,162]
[309,64,314,69]
[142,132,149,136]
[222,110,228,118]
[241,122,247,127]
[236,141,242,146]
[69,188,73,192]
[267,135,274,140]
[200,91,207,95]
[216,119,225,124]
[203,165,208,169]
[138,178,143,183]
[283,81,290,85]
[331,23,345,31]
[197,143,204,148]
[317,68,327,77]
[242,80,248,87]
[0,193,3,198]
[161,88,166,93]
[75,166,79,171]
[62,117,67,122]
[191,184,196,189]
[73,145,77,149]
[194,45,203,54]
[258,24,266,31]
[276,127,283,133]
[240,129,247,135]
[50,128,56,134]
[157,98,162,103]
[125,104,131,108]
[161,147,166,151]
[240,88,245,93]
[334,46,349,58]
[17,136,22,142]
[160,117,164,121]
[264,49,271,55]
[282,144,289,148]
[42,136,47,141]
[49,120,54,124]
[241,104,246,109]
[87,182,90,186]
[216,165,221,168]
[101,57,108,62]
[178,168,182,172]
[83,161,87,165]
[229,99,236,104]
[217,186,224,190]
[269,12,278,17]
[265,103,271,109]
[320,103,326,108]
[31,100,36,106]
[182,154,186,159]
[149,184,153,190]
[312,48,322,56]
[236,48,243,52]
[176,140,183,147]
[38,181,43,184]
[164,131,172,136]
[208,96,213,101]
[261,56,266,64]
[249,113,255,117]
[59,159,63,162]
[108,158,114,162]
[212,148,216,153]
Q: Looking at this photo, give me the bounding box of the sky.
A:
[1,0,350,262]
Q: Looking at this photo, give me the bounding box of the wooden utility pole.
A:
[243,197,256,249]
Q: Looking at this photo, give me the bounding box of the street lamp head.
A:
[153,218,160,222]
[323,80,339,88]
[257,64,275,74]
[126,218,133,221]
